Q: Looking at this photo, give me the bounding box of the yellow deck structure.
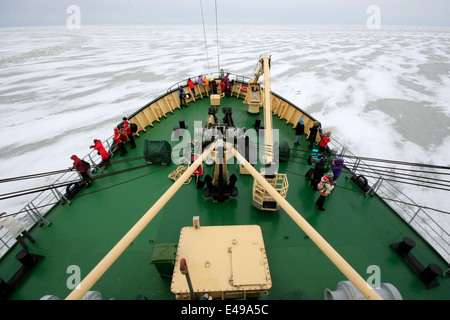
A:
[171,224,272,300]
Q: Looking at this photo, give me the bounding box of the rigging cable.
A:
[2,142,450,213]
[1,163,175,219]
[199,0,211,74]
[215,0,220,72]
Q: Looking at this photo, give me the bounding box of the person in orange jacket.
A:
[90,139,111,169]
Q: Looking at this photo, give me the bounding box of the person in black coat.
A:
[308,121,321,149]
[294,118,305,145]
[311,157,327,190]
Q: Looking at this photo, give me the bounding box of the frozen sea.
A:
[0,25,449,258]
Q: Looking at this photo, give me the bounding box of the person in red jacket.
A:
[90,139,111,169]
[113,127,127,156]
[122,117,136,149]
[219,80,226,93]
[187,78,195,96]
[192,156,204,189]
[71,155,92,186]
[319,131,331,154]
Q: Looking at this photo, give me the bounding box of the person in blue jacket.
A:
[305,148,319,179]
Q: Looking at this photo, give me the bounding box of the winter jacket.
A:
[0,214,26,238]
[91,140,110,160]
[71,155,87,173]
[309,149,319,169]
[332,159,344,179]
[212,81,218,93]
[312,159,327,181]
[187,79,195,89]
[113,128,126,144]
[295,122,305,135]
[319,134,331,147]
[198,75,204,85]
[193,157,203,177]
[123,120,132,135]
[318,175,335,196]
[308,125,319,142]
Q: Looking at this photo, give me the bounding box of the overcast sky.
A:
[0,0,449,28]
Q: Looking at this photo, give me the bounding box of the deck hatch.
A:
[171,225,271,299]
[230,244,268,286]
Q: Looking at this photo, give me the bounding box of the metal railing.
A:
[2,72,448,266]
[166,71,252,93]
[0,135,115,259]
[328,139,450,264]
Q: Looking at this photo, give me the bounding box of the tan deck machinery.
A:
[171,221,272,300]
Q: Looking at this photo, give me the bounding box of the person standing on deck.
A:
[226,79,233,96]
[198,74,205,95]
[311,157,327,190]
[90,139,111,170]
[71,155,92,187]
[294,118,305,145]
[114,127,127,157]
[204,75,210,93]
[305,148,319,180]
[219,80,226,94]
[315,172,335,211]
[212,79,218,94]
[319,131,331,154]
[308,121,321,149]
[187,78,195,97]
[0,212,36,249]
[192,157,204,189]
[331,158,344,180]
[178,85,187,108]
[122,117,136,149]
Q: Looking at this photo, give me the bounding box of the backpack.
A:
[130,122,138,133]
[81,160,91,170]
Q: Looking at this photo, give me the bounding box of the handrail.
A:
[327,138,450,264]
[230,144,382,300]
[65,141,219,300]
[0,134,116,259]
[165,71,252,93]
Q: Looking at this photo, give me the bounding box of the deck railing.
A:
[1,73,449,266]
[327,138,450,264]
[0,135,115,259]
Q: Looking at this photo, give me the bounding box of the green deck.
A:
[1,94,449,300]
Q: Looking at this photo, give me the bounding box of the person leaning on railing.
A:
[0,212,36,249]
